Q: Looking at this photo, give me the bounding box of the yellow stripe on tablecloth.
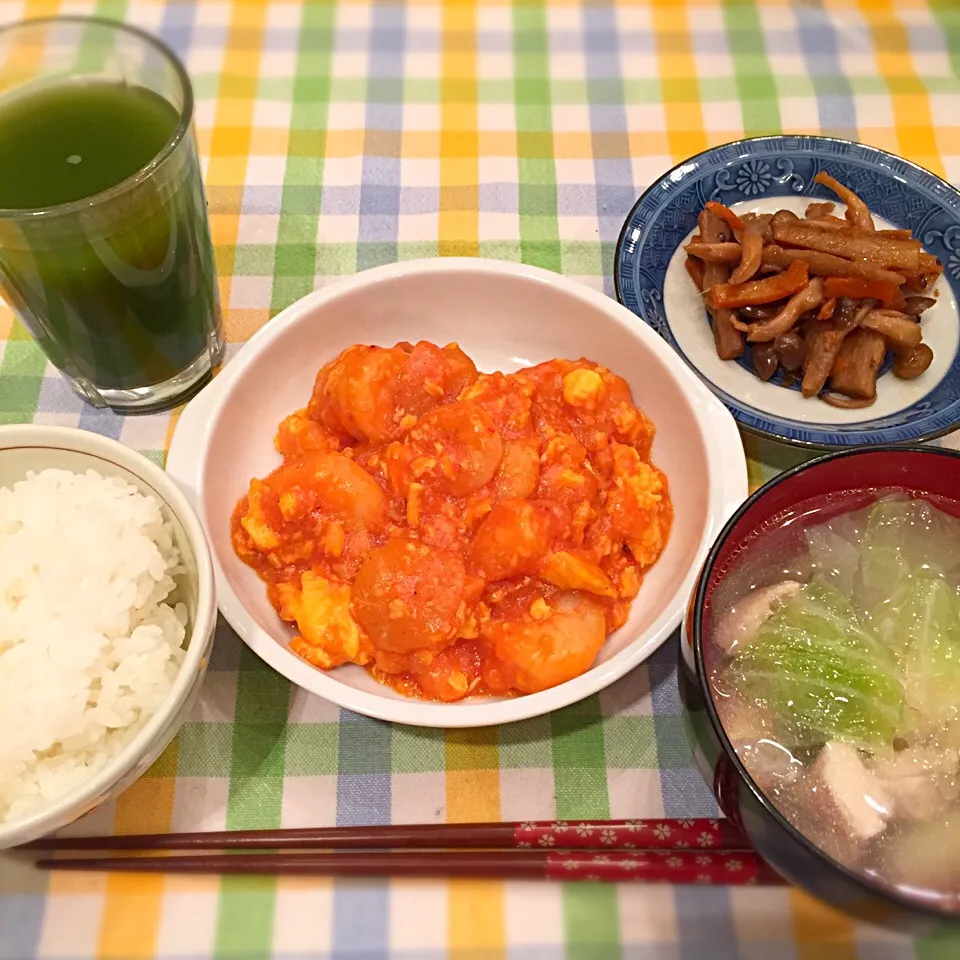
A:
[790,888,857,959]
[438,1,498,925]
[439,0,479,258]
[204,2,269,343]
[858,0,943,176]
[438,4,502,946]
[740,434,769,495]
[96,746,179,959]
[446,731,505,960]
[651,0,709,161]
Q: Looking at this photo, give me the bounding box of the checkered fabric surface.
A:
[1,0,959,957]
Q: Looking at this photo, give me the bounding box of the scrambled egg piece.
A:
[628,524,665,569]
[607,444,666,567]
[241,480,280,550]
[562,368,605,410]
[406,482,424,528]
[529,597,553,620]
[619,461,663,513]
[279,572,371,669]
[540,550,617,599]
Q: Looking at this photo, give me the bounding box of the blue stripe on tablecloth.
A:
[208,618,244,672]
[331,711,393,960]
[650,638,736,960]
[356,0,405,273]
[155,0,197,58]
[0,895,45,960]
[36,374,83,416]
[77,404,125,439]
[506,949,571,960]
[582,3,636,299]
[794,1,858,137]
[237,183,615,216]
[738,948,797,960]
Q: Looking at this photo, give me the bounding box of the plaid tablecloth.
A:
[1,0,960,957]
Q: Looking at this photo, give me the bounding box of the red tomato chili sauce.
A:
[231,341,672,701]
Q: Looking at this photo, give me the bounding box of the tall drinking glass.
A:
[0,17,224,412]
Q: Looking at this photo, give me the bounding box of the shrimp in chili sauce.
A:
[231,342,672,701]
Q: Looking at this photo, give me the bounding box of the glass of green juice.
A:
[0,17,224,412]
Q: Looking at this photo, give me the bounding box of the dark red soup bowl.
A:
[679,446,960,935]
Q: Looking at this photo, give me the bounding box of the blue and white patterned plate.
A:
[614,136,960,448]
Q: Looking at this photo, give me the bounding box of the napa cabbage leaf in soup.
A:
[728,580,904,748]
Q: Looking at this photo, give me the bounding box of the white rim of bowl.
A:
[198,257,748,727]
[0,424,217,843]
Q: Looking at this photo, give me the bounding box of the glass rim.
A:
[0,15,194,221]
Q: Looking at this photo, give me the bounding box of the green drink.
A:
[0,81,177,209]
[0,18,223,411]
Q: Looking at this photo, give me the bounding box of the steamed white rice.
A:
[0,468,187,824]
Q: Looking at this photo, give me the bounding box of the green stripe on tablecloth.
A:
[917,930,960,960]
[172,71,937,110]
[514,2,560,273]
[0,323,47,424]
[929,0,960,83]
[552,698,621,960]
[391,725,445,773]
[603,715,657,768]
[722,0,781,134]
[213,651,292,956]
[284,721,340,775]
[233,240,619,277]
[499,715,553,768]
[271,2,336,312]
[213,8,335,954]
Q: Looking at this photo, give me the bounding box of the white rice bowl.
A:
[0,468,187,824]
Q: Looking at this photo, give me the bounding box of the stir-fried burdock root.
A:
[684,173,940,407]
[694,209,745,361]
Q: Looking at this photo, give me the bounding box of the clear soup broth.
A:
[706,488,960,913]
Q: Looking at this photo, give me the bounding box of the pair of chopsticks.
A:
[25,818,784,885]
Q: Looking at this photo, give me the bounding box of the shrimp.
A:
[395,341,478,419]
[235,450,389,578]
[351,539,470,655]
[492,436,540,501]
[409,641,483,702]
[402,400,504,496]
[482,591,607,694]
[467,499,552,580]
[270,450,389,529]
[308,342,479,444]
[308,344,408,443]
